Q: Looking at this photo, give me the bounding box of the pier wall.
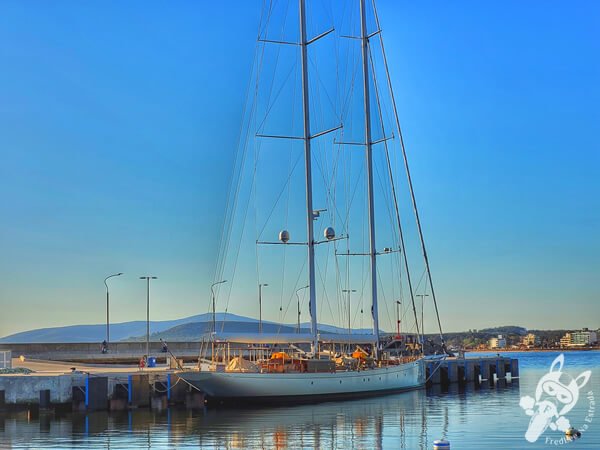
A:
[0,371,194,409]
[0,342,201,363]
[425,356,518,387]
[0,374,85,404]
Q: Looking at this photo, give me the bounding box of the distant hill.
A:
[0,313,253,343]
[0,313,373,343]
[478,326,527,336]
[133,321,306,341]
[129,320,374,342]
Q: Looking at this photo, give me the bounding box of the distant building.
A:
[571,328,597,346]
[489,334,506,349]
[560,333,572,348]
[521,333,540,347]
[560,329,597,347]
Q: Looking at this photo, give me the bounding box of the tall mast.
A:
[299,0,318,355]
[360,0,380,357]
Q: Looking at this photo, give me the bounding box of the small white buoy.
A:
[279,230,290,243]
[433,439,450,450]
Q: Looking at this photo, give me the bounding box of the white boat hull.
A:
[179,360,424,402]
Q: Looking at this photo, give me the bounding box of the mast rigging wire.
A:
[371,0,446,346]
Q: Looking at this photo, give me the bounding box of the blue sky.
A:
[0,1,598,337]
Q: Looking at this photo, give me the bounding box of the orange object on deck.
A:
[352,350,368,359]
[270,352,290,360]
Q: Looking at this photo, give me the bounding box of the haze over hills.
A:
[0,313,373,343]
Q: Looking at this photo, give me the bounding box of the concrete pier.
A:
[0,359,196,411]
[425,356,518,387]
[1,355,518,410]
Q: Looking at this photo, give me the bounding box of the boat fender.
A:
[565,427,581,439]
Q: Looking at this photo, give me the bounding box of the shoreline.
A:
[464,347,600,353]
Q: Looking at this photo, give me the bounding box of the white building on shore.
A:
[489,335,507,349]
[560,328,597,347]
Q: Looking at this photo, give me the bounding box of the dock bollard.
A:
[433,439,450,449]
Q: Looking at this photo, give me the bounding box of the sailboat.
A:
[178,0,446,402]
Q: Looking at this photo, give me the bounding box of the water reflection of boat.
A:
[0,380,525,449]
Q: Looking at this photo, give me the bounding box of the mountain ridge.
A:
[0,313,373,343]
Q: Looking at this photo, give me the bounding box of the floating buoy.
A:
[433,439,450,450]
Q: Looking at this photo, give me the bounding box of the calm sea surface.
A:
[1,351,598,449]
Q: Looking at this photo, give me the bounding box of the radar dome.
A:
[324,227,336,240]
[279,230,290,243]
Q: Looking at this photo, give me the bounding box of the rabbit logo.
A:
[519,354,591,443]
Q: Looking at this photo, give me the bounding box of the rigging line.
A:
[333,238,341,328]
[323,0,335,32]
[340,54,361,124]
[368,27,422,343]
[279,48,301,320]
[308,51,336,221]
[308,53,342,125]
[216,0,274,289]
[279,234,286,322]
[413,268,428,295]
[213,37,262,287]
[210,5,273,317]
[314,257,337,330]
[373,155,399,248]
[309,135,346,231]
[256,0,292,136]
[421,274,429,342]
[256,150,303,240]
[332,0,342,126]
[220,74,266,328]
[352,253,370,330]
[275,257,307,334]
[253,99,263,335]
[320,214,336,327]
[326,131,345,219]
[388,241,397,318]
[255,60,298,134]
[257,0,273,41]
[245,42,274,322]
[339,159,365,234]
[372,0,445,346]
[376,267,395,335]
[368,45,400,249]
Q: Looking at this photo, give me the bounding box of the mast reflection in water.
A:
[3,351,600,450]
[1,384,517,450]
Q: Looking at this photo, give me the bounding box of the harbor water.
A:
[1,351,598,449]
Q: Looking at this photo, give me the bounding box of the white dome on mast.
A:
[279,230,290,243]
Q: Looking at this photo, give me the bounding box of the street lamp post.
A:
[139,276,157,362]
[416,293,429,344]
[210,280,227,334]
[342,289,357,335]
[295,285,309,333]
[103,273,123,350]
[258,283,269,333]
[395,300,401,338]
